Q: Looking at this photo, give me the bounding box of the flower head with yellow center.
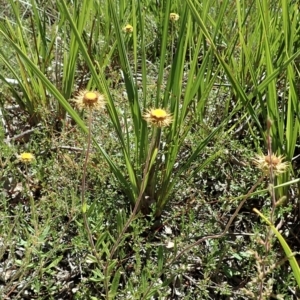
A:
[169,13,179,22]
[143,108,173,127]
[253,153,289,175]
[18,152,35,164]
[73,90,105,111]
[123,24,133,33]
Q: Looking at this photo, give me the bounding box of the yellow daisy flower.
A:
[18,152,35,163]
[73,90,105,111]
[253,153,289,175]
[169,13,179,22]
[143,108,173,127]
[123,24,133,33]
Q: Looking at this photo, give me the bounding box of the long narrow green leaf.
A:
[254,208,300,288]
[0,27,135,199]
[155,0,171,106]
[59,0,138,201]
[186,0,263,132]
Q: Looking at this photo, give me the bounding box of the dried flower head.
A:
[18,152,35,164]
[169,13,179,22]
[73,90,105,111]
[123,24,133,33]
[143,108,173,127]
[253,153,289,175]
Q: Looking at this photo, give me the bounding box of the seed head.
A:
[143,108,173,127]
[253,153,289,175]
[18,152,35,164]
[123,24,133,33]
[73,90,105,111]
[170,13,179,22]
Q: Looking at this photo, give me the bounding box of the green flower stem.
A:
[81,110,103,268]
[104,125,159,296]
[25,164,38,232]
[143,127,162,213]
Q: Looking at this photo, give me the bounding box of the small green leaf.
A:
[43,256,63,271]
[108,268,122,299]
[157,245,164,272]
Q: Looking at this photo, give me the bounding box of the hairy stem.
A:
[81,110,103,268]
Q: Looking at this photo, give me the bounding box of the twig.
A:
[170,175,265,264]
[5,125,42,143]
[38,146,84,156]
